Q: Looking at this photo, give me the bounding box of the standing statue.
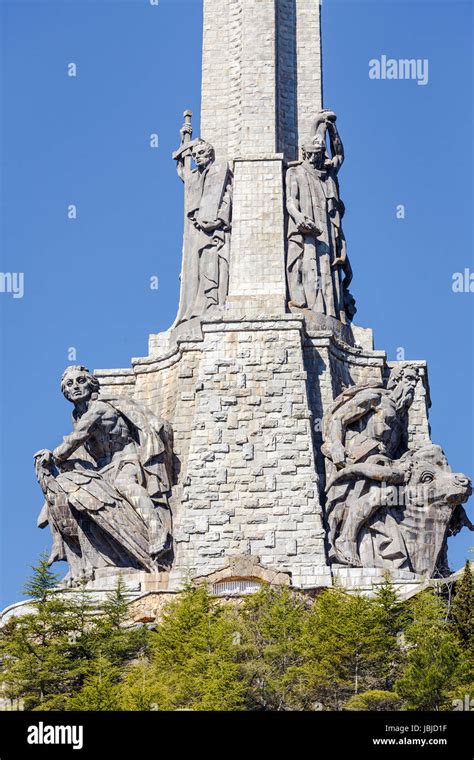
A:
[286,109,356,324]
[172,111,233,325]
[321,366,472,575]
[34,366,174,584]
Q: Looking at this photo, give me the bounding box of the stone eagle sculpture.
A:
[34,365,174,584]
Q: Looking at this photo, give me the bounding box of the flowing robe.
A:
[176,161,233,324]
[286,162,347,320]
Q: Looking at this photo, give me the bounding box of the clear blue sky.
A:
[0,0,472,608]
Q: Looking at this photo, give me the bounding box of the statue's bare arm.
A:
[326,390,381,466]
[326,120,344,173]
[53,402,108,463]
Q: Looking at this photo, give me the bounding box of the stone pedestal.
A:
[94,311,432,593]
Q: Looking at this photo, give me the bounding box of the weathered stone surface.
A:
[321,366,473,575]
[200,0,322,163]
[286,110,356,324]
[35,366,174,584]
[172,112,233,329]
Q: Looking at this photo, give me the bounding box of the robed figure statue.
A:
[286,109,356,324]
[173,112,233,325]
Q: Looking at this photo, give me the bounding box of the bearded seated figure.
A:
[322,366,472,576]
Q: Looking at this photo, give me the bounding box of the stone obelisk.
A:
[201,0,323,315]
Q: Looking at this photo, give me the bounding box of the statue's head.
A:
[302,135,326,168]
[387,364,419,411]
[192,139,215,168]
[61,365,100,404]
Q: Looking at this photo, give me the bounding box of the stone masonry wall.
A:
[227,158,287,314]
[201,0,322,163]
[95,322,434,592]
[200,0,230,162]
[168,317,330,589]
[296,0,323,146]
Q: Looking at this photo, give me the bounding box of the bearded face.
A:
[303,147,325,170]
[390,368,419,412]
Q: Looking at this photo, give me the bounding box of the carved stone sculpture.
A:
[286,109,356,324]
[173,112,233,325]
[322,367,472,575]
[34,366,174,583]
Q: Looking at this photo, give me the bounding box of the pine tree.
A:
[295,588,393,710]
[451,562,474,655]
[119,660,161,711]
[101,576,131,629]
[148,584,245,711]
[66,656,121,711]
[92,576,152,671]
[395,590,464,710]
[372,577,406,689]
[0,555,80,710]
[65,578,102,687]
[23,554,61,603]
[238,585,310,710]
[0,561,153,711]
[344,690,402,711]
[3,555,470,712]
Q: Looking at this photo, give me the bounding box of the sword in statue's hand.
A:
[173,109,198,177]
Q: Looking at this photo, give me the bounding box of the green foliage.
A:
[238,585,310,710]
[119,660,162,711]
[344,690,402,711]
[66,656,122,711]
[23,554,61,603]
[0,556,81,710]
[395,590,464,710]
[293,587,394,710]
[147,584,245,711]
[0,563,152,711]
[2,556,473,712]
[451,562,474,656]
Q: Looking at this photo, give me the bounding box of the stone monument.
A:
[26,0,473,603]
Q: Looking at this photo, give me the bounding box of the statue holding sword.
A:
[172,111,233,325]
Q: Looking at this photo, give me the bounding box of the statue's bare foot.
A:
[288,300,304,309]
[334,538,362,567]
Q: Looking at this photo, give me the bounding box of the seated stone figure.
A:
[322,367,472,575]
[35,366,174,583]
